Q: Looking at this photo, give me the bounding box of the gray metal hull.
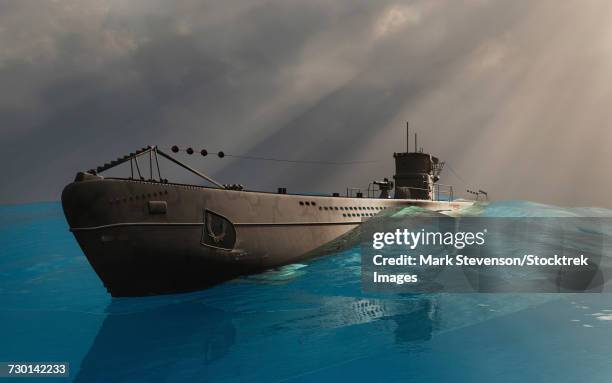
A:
[62,178,471,296]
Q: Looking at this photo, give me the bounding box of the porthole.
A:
[334,207,339,210]
[299,201,304,206]
[305,201,310,206]
[311,201,316,206]
[342,213,346,217]
[324,207,329,210]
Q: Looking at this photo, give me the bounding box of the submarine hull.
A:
[62,177,470,296]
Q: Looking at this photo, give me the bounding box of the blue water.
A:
[2,201,612,382]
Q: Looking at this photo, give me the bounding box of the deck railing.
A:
[365,183,454,202]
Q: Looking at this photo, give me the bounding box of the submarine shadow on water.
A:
[73,294,442,382]
[74,299,236,382]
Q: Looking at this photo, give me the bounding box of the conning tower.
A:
[393,124,444,200]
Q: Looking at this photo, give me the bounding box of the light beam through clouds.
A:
[1,0,611,207]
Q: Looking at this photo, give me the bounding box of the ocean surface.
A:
[2,201,612,382]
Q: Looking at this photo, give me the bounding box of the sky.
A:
[1,0,612,207]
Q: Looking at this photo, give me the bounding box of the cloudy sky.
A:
[1,0,612,207]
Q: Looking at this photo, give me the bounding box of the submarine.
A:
[62,127,476,296]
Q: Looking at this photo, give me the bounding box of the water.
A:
[2,201,612,382]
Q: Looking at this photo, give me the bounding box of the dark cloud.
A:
[1,0,611,207]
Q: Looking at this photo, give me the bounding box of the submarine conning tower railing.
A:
[367,182,454,201]
[82,145,225,188]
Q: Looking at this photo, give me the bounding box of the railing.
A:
[346,187,363,198]
[467,189,488,201]
[434,183,454,202]
[367,183,379,198]
[367,183,454,201]
[84,145,225,188]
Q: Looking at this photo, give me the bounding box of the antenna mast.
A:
[406,121,410,152]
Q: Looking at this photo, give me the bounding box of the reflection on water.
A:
[75,301,236,382]
[74,292,443,382]
[265,295,439,344]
